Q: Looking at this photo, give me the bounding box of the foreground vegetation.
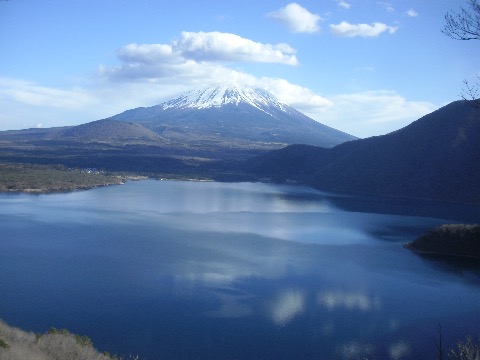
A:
[1,319,480,359]
[0,320,141,360]
[0,163,124,193]
[405,224,480,259]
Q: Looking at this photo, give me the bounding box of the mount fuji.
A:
[109,84,356,149]
[0,84,356,180]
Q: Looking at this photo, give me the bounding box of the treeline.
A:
[405,224,480,259]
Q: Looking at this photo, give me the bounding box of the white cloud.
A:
[336,0,351,9]
[117,34,297,67]
[101,32,297,82]
[0,27,436,139]
[378,1,395,13]
[258,77,332,112]
[174,31,298,65]
[117,43,176,64]
[316,90,437,137]
[406,9,418,17]
[268,3,322,33]
[94,33,334,121]
[330,21,398,37]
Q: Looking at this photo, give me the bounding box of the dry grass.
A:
[0,320,139,360]
[449,336,480,360]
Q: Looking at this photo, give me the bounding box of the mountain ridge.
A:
[246,100,480,203]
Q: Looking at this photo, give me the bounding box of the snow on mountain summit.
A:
[161,84,289,115]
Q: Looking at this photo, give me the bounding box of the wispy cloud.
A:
[336,0,351,9]
[268,3,322,33]
[406,9,418,17]
[330,21,398,37]
[317,90,436,137]
[0,77,101,130]
[378,1,394,13]
[0,78,93,109]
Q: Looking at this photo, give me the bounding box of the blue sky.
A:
[0,0,478,137]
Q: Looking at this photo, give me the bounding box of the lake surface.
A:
[1,180,480,359]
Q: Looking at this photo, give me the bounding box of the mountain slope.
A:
[50,119,165,144]
[247,101,480,203]
[0,120,164,145]
[110,84,356,148]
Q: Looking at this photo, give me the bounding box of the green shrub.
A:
[46,327,93,347]
[75,334,93,348]
[0,338,9,349]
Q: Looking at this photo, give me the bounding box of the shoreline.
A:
[403,242,480,260]
[0,163,127,194]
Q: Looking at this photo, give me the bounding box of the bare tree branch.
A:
[461,76,480,108]
[443,1,480,107]
[443,0,480,40]
[434,323,445,360]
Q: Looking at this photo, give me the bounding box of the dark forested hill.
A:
[247,101,480,203]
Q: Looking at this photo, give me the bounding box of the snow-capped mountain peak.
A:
[161,84,289,115]
[110,83,357,148]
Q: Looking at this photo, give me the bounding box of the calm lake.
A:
[1,180,480,359]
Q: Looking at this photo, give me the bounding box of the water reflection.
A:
[388,341,411,360]
[1,180,479,360]
[338,341,374,360]
[205,290,254,319]
[270,290,305,325]
[327,191,480,223]
[317,291,380,311]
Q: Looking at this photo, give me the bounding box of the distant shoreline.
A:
[0,163,224,194]
[0,163,126,193]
